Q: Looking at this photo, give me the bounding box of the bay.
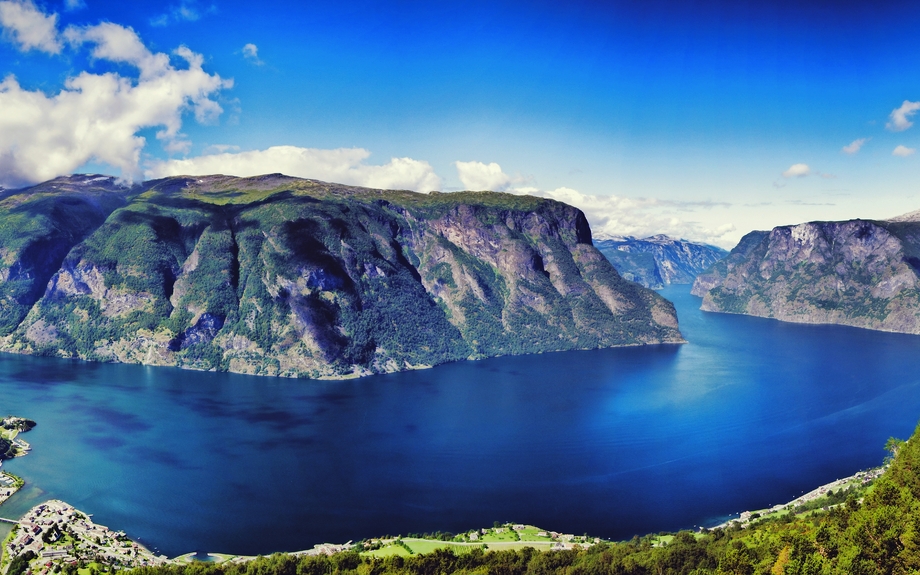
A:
[1,285,919,556]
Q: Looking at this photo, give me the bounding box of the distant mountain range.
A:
[0,174,683,379]
[692,212,920,333]
[593,235,728,289]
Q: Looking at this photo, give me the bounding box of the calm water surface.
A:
[1,286,919,556]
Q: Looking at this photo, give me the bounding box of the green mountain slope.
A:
[0,174,683,378]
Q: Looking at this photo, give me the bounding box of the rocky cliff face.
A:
[0,174,683,378]
[594,235,727,289]
[691,218,920,333]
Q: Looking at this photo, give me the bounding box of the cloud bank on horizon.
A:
[1,0,920,247]
[147,146,442,191]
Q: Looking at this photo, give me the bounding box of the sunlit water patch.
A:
[0,286,918,556]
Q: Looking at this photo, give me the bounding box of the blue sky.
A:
[1,0,919,246]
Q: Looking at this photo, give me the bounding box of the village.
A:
[0,417,34,509]
[715,466,887,529]
[2,500,168,574]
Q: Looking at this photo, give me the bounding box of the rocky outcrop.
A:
[690,218,920,333]
[594,235,727,289]
[0,175,131,335]
[0,174,683,379]
[690,230,770,297]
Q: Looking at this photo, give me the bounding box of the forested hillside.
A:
[0,174,682,379]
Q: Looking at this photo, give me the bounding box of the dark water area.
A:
[2,286,920,556]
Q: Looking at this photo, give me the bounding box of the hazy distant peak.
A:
[594,235,728,288]
[887,208,920,222]
[591,232,632,242]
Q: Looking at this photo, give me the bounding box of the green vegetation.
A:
[0,177,130,336]
[0,416,35,459]
[695,220,920,332]
[6,550,35,575]
[0,175,680,379]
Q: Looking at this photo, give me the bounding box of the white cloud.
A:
[162,137,192,155]
[893,145,915,157]
[64,0,85,11]
[0,0,62,54]
[242,43,263,65]
[842,138,869,154]
[782,163,810,178]
[64,22,171,78]
[887,100,920,132]
[454,160,513,191]
[0,17,230,187]
[503,185,735,247]
[449,160,735,245]
[146,146,443,192]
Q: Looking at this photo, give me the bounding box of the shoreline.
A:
[0,418,34,510]
[0,412,889,568]
[709,465,886,530]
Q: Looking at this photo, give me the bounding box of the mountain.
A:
[593,234,728,289]
[0,174,683,379]
[691,216,920,333]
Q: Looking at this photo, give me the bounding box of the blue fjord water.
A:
[2,285,920,556]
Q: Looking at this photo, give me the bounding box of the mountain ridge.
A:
[0,174,683,379]
[691,215,920,333]
[593,235,727,289]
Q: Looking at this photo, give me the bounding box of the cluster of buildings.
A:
[0,472,20,505]
[723,466,887,529]
[0,417,32,431]
[4,500,168,575]
[462,524,601,549]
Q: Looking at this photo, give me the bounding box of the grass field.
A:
[357,525,584,558]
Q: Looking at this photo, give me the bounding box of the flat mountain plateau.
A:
[692,212,920,333]
[0,174,682,379]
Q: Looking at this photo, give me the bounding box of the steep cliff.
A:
[691,217,920,333]
[0,175,132,336]
[594,235,727,289]
[0,174,683,378]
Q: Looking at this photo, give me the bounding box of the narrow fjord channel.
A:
[1,286,918,556]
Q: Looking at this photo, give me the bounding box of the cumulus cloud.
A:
[0,10,230,187]
[449,160,734,244]
[454,160,514,191]
[0,0,62,53]
[146,146,442,192]
[893,145,916,157]
[887,101,920,132]
[782,163,810,178]
[842,138,869,154]
[503,185,735,246]
[241,43,263,65]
